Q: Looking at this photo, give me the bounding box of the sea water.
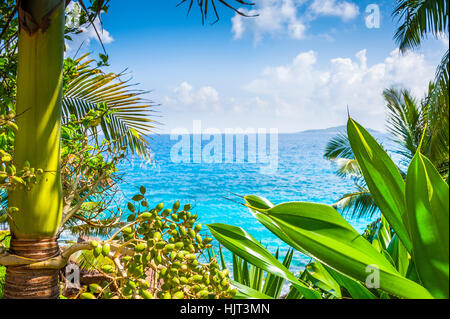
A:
[116,129,390,274]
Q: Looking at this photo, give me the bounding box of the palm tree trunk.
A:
[4,0,65,299]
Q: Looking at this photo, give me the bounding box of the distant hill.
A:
[296,125,382,135]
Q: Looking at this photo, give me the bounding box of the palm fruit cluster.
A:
[80,186,236,299]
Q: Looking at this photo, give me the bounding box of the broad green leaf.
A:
[305,262,342,298]
[347,118,412,253]
[231,280,274,299]
[386,234,410,277]
[259,201,433,299]
[326,266,376,299]
[405,152,449,298]
[207,223,321,299]
[245,195,308,255]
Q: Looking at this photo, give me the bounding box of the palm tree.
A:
[1,0,255,299]
[393,0,449,105]
[326,87,449,218]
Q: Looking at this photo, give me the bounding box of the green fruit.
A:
[180,277,188,284]
[184,204,191,211]
[89,240,99,249]
[102,244,111,257]
[179,226,187,236]
[135,243,147,252]
[122,256,132,263]
[194,224,202,232]
[173,201,180,212]
[193,275,203,283]
[169,229,178,236]
[162,292,171,299]
[175,242,184,250]
[89,283,102,294]
[172,291,184,299]
[155,202,164,212]
[153,232,162,241]
[203,238,213,244]
[171,214,179,222]
[197,290,209,299]
[93,246,102,258]
[140,212,153,220]
[80,292,96,299]
[195,234,203,244]
[127,280,137,290]
[101,265,114,273]
[171,277,180,285]
[188,229,196,238]
[122,227,133,235]
[164,244,175,252]
[140,290,153,299]
[161,209,171,217]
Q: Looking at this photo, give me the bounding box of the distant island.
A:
[296,125,382,135]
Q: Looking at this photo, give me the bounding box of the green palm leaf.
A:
[393,0,448,51]
[62,54,156,160]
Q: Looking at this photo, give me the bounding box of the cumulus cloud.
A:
[309,0,359,21]
[243,48,435,131]
[232,0,308,41]
[164,82,221,111]
[231,0,359,42]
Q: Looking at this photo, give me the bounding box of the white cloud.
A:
[65,2,114,54]
[231,0,358,42]
[232,0,307,42]
[243,48,435,131]
[309,0,359,21]
[164,82,221,111]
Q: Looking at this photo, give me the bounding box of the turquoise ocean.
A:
[116,127,389,273]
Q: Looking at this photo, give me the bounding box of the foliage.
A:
[63,54,155,160]
[67,189,236,299]
[325,86,449,218]
[210,118,449,299]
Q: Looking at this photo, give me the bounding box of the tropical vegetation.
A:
[0,0,448,301]
[209,118,448,299]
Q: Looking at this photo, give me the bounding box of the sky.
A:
[67,0,449,134]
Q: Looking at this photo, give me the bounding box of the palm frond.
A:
[324,132,354,160]
[384,87,423,162]
[332,188,379,219]
[62,54,156,160]
[71,248,115,271]
[393,0,449,51]
[333,158,361,179]
[177,0,257,24]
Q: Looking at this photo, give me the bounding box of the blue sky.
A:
[69,0,449,133]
